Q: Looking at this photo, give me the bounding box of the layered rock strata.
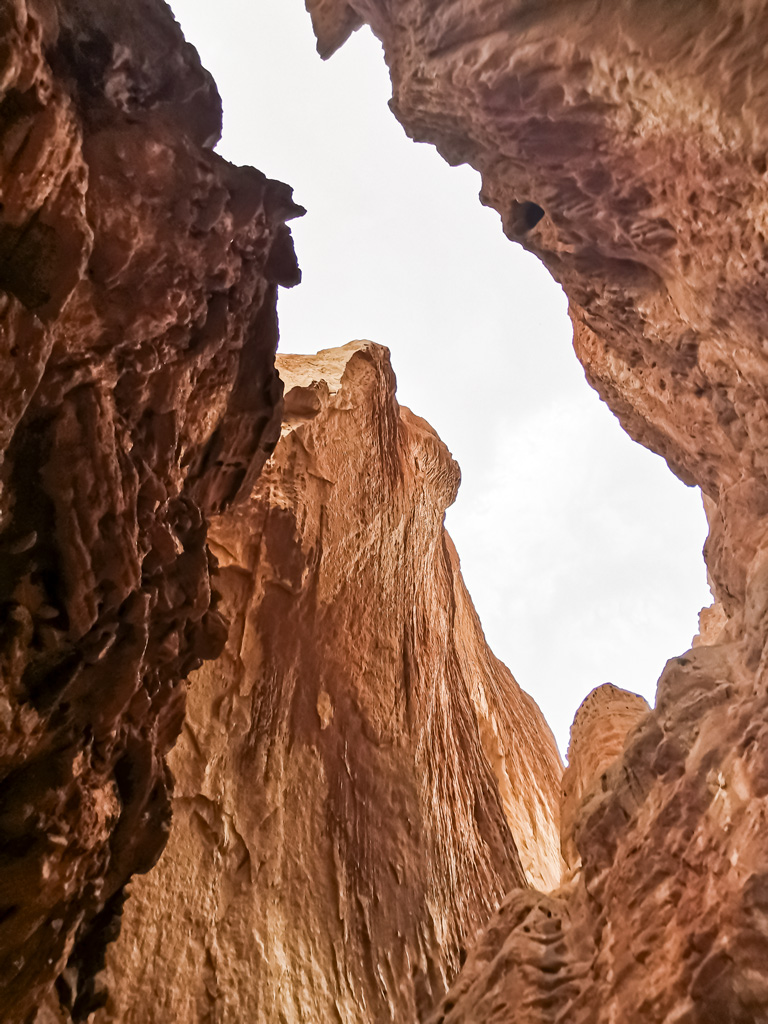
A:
[97,341,563,1024]
[304,1,768,1020]
[0,3,301,1021]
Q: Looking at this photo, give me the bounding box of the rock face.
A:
[9,0,768,1018]
[560,684,650,873]
[97,340,563,1024]
[305,1,768,1020]
[0,3,301,1021]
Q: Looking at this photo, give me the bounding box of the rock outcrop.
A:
[97,340,562,1024]
[559,684,650,873]
[304,1,768,1020]
[0,3,301,1021]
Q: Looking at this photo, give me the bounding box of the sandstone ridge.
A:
[306,1,768,1019]
[97,340,563,1024]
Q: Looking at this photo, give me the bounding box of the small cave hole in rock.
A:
[168,0,711,756]
[510,199,546,235]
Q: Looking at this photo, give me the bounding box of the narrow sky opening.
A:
[169,0,712,755]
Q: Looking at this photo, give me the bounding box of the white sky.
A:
[169,0,712,755]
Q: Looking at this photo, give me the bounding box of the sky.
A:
[169,0,712,755]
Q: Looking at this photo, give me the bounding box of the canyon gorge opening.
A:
[167,0,712,754]
[1,1,768,1022]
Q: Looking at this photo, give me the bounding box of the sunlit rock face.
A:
[0,3,301,1020]
[305,1,768,1020]
[96,341,563,1024]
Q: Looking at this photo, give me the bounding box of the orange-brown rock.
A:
[0,3,301,1020]
[560,684,650,874]
[97,341,562,1024]
[9,0,768,1018]
[305,1,768,1021]
[304,0,768,623]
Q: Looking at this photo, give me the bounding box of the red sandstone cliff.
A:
[303,1,768,1020]
[6,0,768,1019]
[96,340,562,1023]
[0,3,301,1021]
[559,683,650,874]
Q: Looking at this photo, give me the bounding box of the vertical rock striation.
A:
[304,1,768,1020]
[0,3,302,1020]
[98,341,562,1024]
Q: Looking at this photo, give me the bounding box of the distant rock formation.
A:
[560,684,650,873]
[97,341,562,1023]
[0,3,301,1020]
[308,1,768,1019]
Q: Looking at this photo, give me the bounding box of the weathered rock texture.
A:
[303,1,768,1021]
[559,684,650,875]
[0,3,302,1021]
[97,340,563,1024]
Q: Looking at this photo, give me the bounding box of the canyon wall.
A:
[303,0,768,1020]
[6,0,768,1020]
[0,3,302,1021]
[97,340,563,1024]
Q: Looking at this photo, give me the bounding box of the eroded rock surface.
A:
[0,3,301,1020]
[560,683,650,873]
[303,1,768,1020]
[98,341,562,1024]
[303,0,768,625]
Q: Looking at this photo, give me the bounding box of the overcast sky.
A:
[169,0,712,755]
